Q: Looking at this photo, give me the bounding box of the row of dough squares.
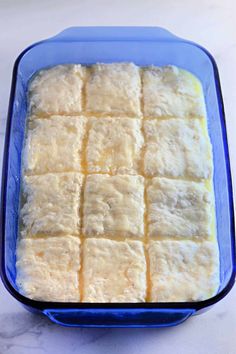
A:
[29,63,206,119]
[23,116,212,179]
[16,236,219,302]
[21,174,213,239]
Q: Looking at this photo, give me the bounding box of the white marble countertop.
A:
[0,0,236,353]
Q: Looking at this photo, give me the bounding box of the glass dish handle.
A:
[44,308,195,327]
[47,26,182,43]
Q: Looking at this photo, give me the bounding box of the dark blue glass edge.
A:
[0,29,235,313]
[43,308,195,328]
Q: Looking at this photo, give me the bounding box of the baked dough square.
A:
[82,238,146,302]
[86,117,143,174]
[144,118,212,178]
[16,236,81,301]
[85,63,141,116]
[21,173,83,236]
[29,65,85,115]
[23,116,87,174]
[83,174,145,238]
[147,177,213,239]
[142,65,206,118]
[149,240,219,302]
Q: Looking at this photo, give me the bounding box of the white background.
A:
[0,1,236,353]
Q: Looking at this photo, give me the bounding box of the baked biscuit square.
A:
[85,63,141,116]
[142,65,206,118]
[16,236,81,301]
[83,174,145,238]
[86,117,143,174]
[149,240,219,302]
[21,173,83,236]
[144,118,212,178]
[82,238,146,302]
[29,65,85,115]
[23,116,87,174]
[147,177,213,239]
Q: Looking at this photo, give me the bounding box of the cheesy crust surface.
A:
[86,63,141,116]
[82,238,146,302]
[142,65,206,118]
[16,63,219,304]
[29,65,85,115]
[21,173,83,236]
[149,240,219,302]
[23,116,87,174]
[83,174,145,238]
[16,236,81,301]
[144,118,212,178]
[86,117,143,174]
[147,177,213,239]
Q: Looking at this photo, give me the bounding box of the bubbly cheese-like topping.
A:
[147,177,213,239]
[16,236,81,301]
[82,238,146,302]
[86,117,144,174]
[21,173,83,236]
[144,118,213,178]
[16,63,219,304]
[23,116,87,174]
[86,63,141,116]
[142,65,206,118]
[83,174,145,238]
[29,65,85,115]
[149,240,219,302]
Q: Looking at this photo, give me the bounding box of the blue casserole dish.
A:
[0,27,235,327]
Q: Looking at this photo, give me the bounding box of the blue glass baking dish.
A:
[0,27,235,327]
